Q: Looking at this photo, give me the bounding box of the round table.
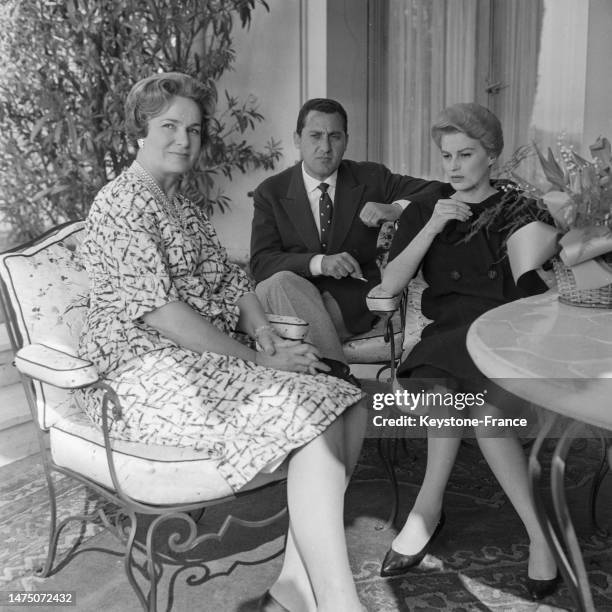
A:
[467,291,612,612]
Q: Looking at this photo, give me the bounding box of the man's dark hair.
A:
[296,98,348,135]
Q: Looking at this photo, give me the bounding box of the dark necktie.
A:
[318,182,333,250]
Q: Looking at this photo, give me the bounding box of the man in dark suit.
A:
[250,98,439,363]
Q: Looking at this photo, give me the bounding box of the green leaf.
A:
[0,0,280,235]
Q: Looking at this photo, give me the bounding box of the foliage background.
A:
[0,0,282,244]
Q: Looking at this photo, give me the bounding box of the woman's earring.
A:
[137,139,144,149]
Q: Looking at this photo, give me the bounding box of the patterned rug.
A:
[1,438,611,611]
[351,439,612,611]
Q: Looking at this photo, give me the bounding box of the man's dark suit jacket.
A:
[250,159,441,334]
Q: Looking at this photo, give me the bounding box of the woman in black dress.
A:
[379,103,558,600]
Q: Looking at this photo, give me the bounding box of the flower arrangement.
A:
[462,135,612,306]
[503,135,612,306]
[513,135,612,228]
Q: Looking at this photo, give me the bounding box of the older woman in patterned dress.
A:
[77,72,367,612]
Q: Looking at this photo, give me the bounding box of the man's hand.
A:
[321,252,365,280]
[359,201,402,227]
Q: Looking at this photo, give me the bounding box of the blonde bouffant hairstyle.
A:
[431,102,503,158]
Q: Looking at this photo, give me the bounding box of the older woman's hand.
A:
[254,326,287,356]
[255,340,329,375]
[426,198,473,235]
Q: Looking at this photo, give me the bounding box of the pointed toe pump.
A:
[380,511,446,578]
[526,573,560,601]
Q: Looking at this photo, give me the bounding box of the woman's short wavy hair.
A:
[125,72,213,144]
[431,103,503,158]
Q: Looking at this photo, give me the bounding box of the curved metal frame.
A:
[0,221,294,611]
[0,287,288,611]
[374,310,400,382]
[528,413,597,612]
[375,436,412,531]
[588,433,610,536]
[370,289,411,529]
[25,380,288,612]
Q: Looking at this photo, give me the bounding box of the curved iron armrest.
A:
[365,285,407,381]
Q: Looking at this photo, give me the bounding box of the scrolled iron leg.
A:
[529,412,599,612]
[36,469,59,577]
[528,413,580,608]
[551,421,597,612]
[588,433,610,536]
[122,510,150,612]
[384,313,397,383]
[377,436,400,530]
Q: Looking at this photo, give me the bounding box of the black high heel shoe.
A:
[525,573,560,601]
[380,511,446,577]
[318,357,361,388]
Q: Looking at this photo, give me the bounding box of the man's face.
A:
[294,110,348,180]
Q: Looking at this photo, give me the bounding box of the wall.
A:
[529,0,612,157]
[584,0,612,147]
[327,0,369,161]
[529,0,589,149]
[210,0,302,262]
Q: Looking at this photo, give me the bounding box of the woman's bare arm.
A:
[381,198,472,295]
[142,299,320,373]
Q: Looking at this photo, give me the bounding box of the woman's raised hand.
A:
[426,198,473,235]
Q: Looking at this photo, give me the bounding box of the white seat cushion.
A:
[50,407,287,505]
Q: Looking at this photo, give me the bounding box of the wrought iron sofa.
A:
[0,220,305,611]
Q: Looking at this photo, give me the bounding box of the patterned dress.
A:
[77,162,363,492]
